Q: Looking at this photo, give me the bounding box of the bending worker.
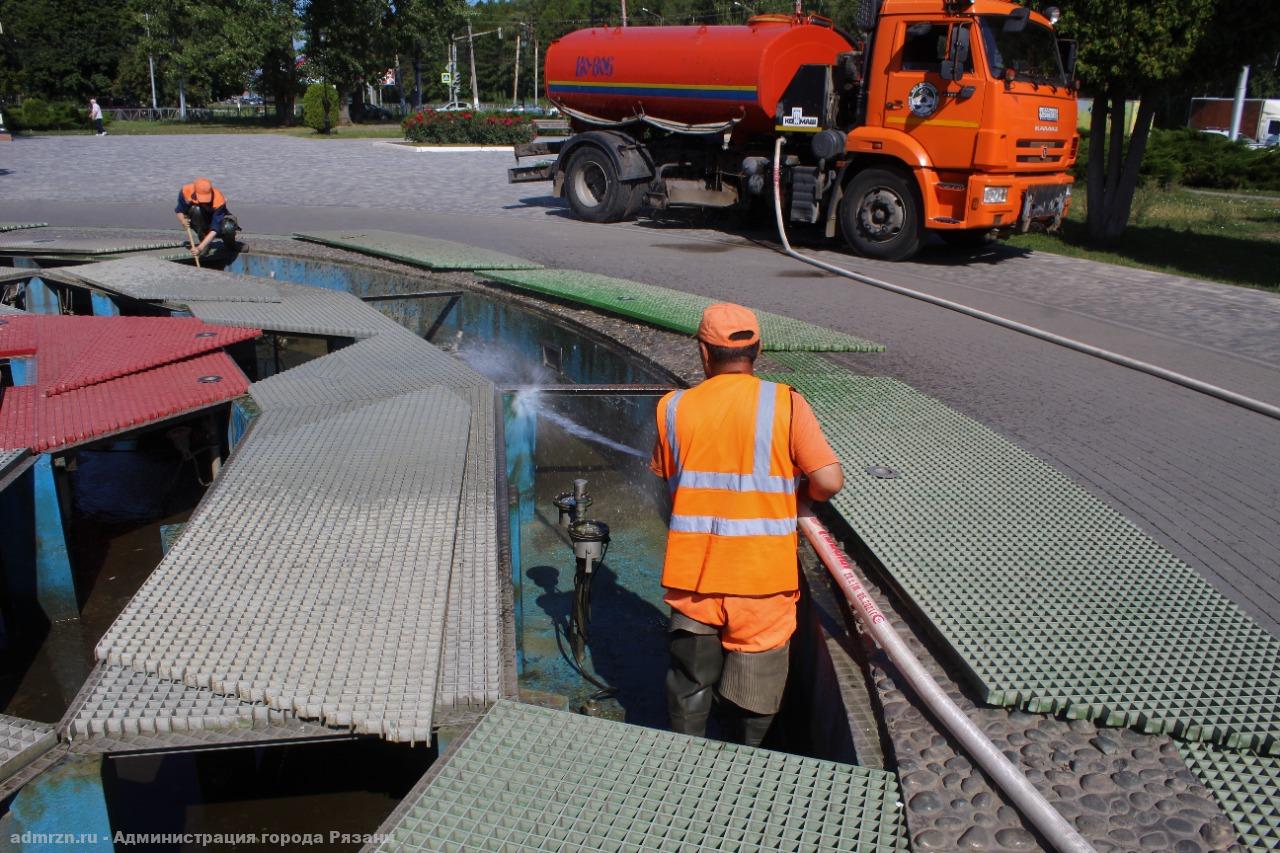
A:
[175,177,238,256]
[650,303,843,747]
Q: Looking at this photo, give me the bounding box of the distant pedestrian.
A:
[89,98,105,135]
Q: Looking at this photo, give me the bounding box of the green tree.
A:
[1061,0,1280,244]
[302,0,393,124]
[0,0,129,101]
[392,0,466,108]
[134,0,273,113]
[257,0,303,123]
[302,81,339,131]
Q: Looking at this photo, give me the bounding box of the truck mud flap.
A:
[508,162,555,184]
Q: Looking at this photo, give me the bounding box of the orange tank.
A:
[545,18,853,136]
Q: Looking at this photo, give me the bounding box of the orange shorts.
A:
[664,589,800,653]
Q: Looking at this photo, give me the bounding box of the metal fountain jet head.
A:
[568,518,610,565]
[553,478,594,527]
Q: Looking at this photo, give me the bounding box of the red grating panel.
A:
[0,351,250,452]
[0,315,38,356]
[0,315,258,395]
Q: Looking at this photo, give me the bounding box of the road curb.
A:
[374,141,514,153]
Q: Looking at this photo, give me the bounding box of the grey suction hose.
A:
[769,137,1280,421]
[798,508,1096,853]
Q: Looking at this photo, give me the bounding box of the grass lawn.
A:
[1007,186,1280,292]
[30,121,404,138]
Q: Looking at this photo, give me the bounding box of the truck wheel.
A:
[565,146,630,223]
[839,168,925,261]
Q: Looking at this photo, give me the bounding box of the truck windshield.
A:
[978,15,1067,86]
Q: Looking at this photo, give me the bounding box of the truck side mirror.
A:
[941,25,970,81]
[1057,38,1077,79]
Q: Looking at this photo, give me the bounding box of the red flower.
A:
[462,112,473,119]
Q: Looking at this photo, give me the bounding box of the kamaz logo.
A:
[574,56,614,78]
[1038,106,1059,121]
[782,107,818,127]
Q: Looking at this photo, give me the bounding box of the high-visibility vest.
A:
[657,374,799,595]
[182,183,226,210]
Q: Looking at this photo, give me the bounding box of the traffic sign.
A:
[441,73,452,84]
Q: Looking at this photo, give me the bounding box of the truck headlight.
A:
[982,187,1009,204]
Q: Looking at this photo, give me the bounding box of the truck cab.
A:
[832,0,1077,258]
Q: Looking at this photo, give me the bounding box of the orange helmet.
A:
[191,178,214,203]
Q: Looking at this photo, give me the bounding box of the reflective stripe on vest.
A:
[666,380,798,536]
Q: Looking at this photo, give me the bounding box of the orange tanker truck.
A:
[509,0,1078,261]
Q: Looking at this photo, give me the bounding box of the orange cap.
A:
[192,178,214,203]
[696,302,761,348]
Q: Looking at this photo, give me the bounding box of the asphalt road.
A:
[4,134,1279,637]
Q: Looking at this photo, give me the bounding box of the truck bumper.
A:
[922,171,1074,232]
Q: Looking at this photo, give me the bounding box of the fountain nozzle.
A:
[553,478,594,527]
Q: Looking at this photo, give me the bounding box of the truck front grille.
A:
[1016,139,1066,164]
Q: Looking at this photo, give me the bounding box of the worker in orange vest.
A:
[175,177,239,256]
[650,303,844,747]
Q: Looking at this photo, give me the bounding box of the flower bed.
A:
[402,109,536,145]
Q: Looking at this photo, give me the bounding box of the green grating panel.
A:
[761,369,1280,755]
[484,268,883,353]
[374,700,907,852]
[293,229,542,271]
[764,351,843,372]
[1180,742,1280,851]
[0,223,48,233]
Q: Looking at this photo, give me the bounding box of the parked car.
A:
[437,101,473,112]
[354,104,392,122]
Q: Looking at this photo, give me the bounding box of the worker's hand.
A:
[179,215,190,227]
[189,245,202,258]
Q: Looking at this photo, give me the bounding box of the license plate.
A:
[1038,106,1059,121]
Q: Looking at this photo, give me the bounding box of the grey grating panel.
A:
[190,286,400,339]
[69,256,284,303]
[434,384,503,719]
[62,664,339,752]
[0,746,68,803]
[294,230,542,271]
[0,223,48,233]
[0,230,185,255]
[0,714,57,783]
[372,701,908,852]
[1180,742,1280,851]
[762,369,1280,755]
[249,332,504,719]
[249,329,488,411]
[95,389,471,742]
[0,449,29,478]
